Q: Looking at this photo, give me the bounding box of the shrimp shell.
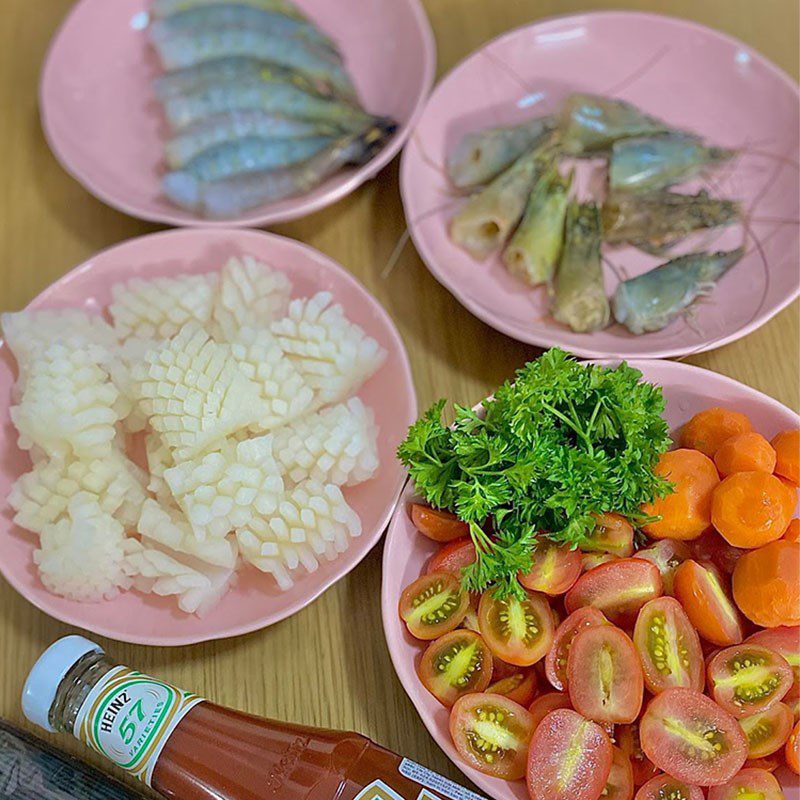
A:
[447,115,556,190]
[612,247,744,334]
[551,202,610,333]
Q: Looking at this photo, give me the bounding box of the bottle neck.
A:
[48,651,117,735]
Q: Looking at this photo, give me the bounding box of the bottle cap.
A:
[22,636,104,732]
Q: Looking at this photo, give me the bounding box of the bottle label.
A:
[398,759,488,800]
[354,780,405,800]
[73,666,204,786]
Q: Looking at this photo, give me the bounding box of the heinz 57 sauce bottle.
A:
[23,637,485,800]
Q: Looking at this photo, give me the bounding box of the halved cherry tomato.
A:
[460,607,480,633]
[603,746,634,800]
[427,537,477,575]
[449,692,534,780]
[639,688,747,785]
[526,709,613,800]
[634,597,704,694]
[519,541,582,596]
[744,753,782,772]
[617,723,659,786]
[545,607,609,691]
[565,558,663,627]
[567,625,643,724]
[411,504,470,542]
[707,644,793,718]
[691,531,745,576]
[478,589,554,667]
[642,449,720,541]
[418,630,493,707]
[785,518,800,543]
[634,775,705,800]
[714,431,777,476]
[789,693,800,719]
[528,692,572,730]
[486,669,538,707]
[635,539,691,595]
[712,471,795,548]
[707,768,784,800]
[746,626,800,695]
[584,513,635,558]
[739,701,793,758]
[582,552,619,572]
[490,656,520,682]
[680,407,752,457]
[399,572,469,640]
[673,560,744,646]
[732,539,800,628]
[787,719,800,774]
[772,428,800,486]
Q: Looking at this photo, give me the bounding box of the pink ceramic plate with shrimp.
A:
[0,229,417,645]
[401,11,800,359]
[39,0,435,227]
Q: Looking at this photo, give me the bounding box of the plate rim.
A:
[0,226,419,646]
[400,9,800,359]
[380,356,800,798]
[38,0,437,228]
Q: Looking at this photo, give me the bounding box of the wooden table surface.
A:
[0,0,797,797]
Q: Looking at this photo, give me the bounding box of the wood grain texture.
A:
[0,1,797,797]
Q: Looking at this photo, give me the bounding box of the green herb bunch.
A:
[398,349,672,598]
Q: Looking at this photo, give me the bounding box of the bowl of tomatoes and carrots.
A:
[382,355,799,800]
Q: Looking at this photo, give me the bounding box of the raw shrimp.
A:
[149,5,338,59]
[165,110,340,169]
[609,133,735,193]
[163,121,396,218]
[162,80,373,131]
[560,93,671,154]
[551,202,610,333]
[503,166,572,286]
[150,0,306,20]
[447,116,556,189]
[602,190,741,255]
[151,27,357,102]
[153,57,334,102]
[176,135,334,182]
[450,139,558,260]
[612,247,745,334]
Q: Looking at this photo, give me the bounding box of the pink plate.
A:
[381,358,800,799]
[401,12,800,359]
[0,228,417,646]
[39,0,435,227]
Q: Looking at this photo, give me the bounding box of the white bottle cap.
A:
[22,635,104,733]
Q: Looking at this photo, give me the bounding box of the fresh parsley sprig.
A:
[398,349,673,599]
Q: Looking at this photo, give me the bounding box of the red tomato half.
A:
[567,626,643,724]
[545,607,609,692]
[635,539,692,595]
[746,625,800,691]
[739,701,793,758]
[672,560,744,647]
[526,709,613,800]
[603,746,634,800]
[707,644,793,718]
[486,669,538,707]
[519,542,582,596]
[478,590,555,667]
[399,572,469,640]
[634,775,705,800]
[744,754,782,772]
[787,719,800,774]
[707,768,784,800]
[565,558,663,627]
[418,630,493,707]
[585,513,635,557]
[449,693,534,780]
[617,723,659,786]
[427,537,477,576]
[639,688,748,786]
[582,553,619,572]
[528,692,572,731]
[411,504,469,542]
[633,597,704,694]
